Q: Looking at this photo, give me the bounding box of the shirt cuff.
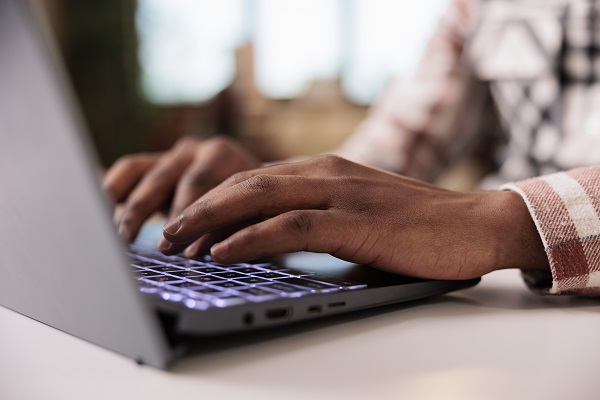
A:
[501,168,600,296]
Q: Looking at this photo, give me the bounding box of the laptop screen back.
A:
[0,0,173,368]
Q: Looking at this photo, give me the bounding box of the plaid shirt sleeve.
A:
[336,0,491,182]
[502,167,600,296]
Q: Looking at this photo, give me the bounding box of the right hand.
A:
[103,136,260,242]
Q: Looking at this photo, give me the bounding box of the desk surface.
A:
[1,269,599,400]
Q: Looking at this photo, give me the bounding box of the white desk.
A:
[1,269,599,400]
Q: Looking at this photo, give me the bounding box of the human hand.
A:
[158,155,549,280]
[103,136,260,242]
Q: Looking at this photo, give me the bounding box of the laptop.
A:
[0,0,479,369]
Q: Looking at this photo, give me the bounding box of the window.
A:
[136,0,248,104]
[136,0,450,105]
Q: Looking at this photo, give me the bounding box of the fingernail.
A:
[211,241,230,259]
[163,216,181,236]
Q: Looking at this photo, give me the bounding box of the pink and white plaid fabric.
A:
[503,168,600,295]
[338,0,600,295]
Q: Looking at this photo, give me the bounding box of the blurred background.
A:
[42,0,450,167]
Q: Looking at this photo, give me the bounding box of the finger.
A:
[162,174,329,246]
[157,226,237,256]
[118,150,195,241]
[184,230,230,258]
[209,210,339,263]
[199,158,317,202]
[169,146,231,220]
[183,219,260,257]
[103,153,161,204]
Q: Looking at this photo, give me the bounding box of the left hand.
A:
[158,155,548,280]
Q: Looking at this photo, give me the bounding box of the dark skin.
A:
[104,137,549,280]
[103,136,259,242]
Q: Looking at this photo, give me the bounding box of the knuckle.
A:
[205,136,234,153]
[316,154,345,169]
[283,211,313,235]
[171,137,200,157]
[175,135,199,149]
[125,199,150,216]
[113,153,158,171]
[229,171,251,186]
[190,199,213,220]
[181,169,212,188]
[113,154,137,169]
[245,174,277,192]
[146,167,172,183]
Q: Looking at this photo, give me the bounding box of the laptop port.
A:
[243,313,254,326]
[328,301,346,308]
[266,307,291,320]
[307,305,322,314]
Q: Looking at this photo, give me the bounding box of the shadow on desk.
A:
[457,272,600,312]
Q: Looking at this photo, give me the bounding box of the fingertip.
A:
[157,236,173,253]
[183,246,197,258]
[117,211,140,243]
[100,180,110,195]
[118,222,132,243]
[163,216,182,237]
[211,240,231,261]
[102,175,125,205]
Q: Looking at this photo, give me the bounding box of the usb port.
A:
[328,301,346,308]
[307,305,322,314]
[266,307,290,320]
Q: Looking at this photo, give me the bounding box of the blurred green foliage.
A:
[57,0,151,166]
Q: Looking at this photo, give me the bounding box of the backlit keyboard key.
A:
[145,265,182,273]
[167,281,203,289]
[280,269,316,277]
[169,270,204,278]
[193,267,226,274]
[214,272,246,279]
[144,275,184,283]
[229,267,263,274]
[187,275,225,283]
[213,281,246,289]
[261,282,310,297]
[132,261,162,267]
[135,270,161,277]
[236,277,270,285]
[254,272,288,279]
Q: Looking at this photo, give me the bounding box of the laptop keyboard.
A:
[129,245,368,311]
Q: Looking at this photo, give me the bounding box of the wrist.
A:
[489,190,549,272]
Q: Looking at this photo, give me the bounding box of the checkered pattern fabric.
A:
[503,168,600,295]
[337,0,600,295]
[338,0,491,182]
